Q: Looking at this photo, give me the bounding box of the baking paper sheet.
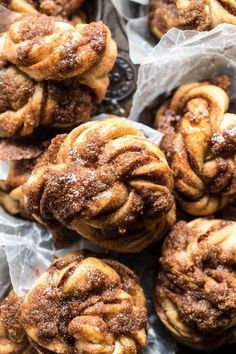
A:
[112,0,154,64]
[112,0,236,72]
[130,24,236,124]
[0,161,10,180]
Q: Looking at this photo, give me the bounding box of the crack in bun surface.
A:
[19,251,148,353]
[155,77,236,216]
[155,218,236,350]
[149,0,236,39]
[23,117,176,252]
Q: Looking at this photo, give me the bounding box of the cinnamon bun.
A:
[0,291,36,354]
[155,77,236,216]
[149,0,236,39]
[24,117,175,252]
[20,251,148,353]
[1,15,117,102]
[0,0,85,18]
[155,218,236,349]
[0,61,96,137]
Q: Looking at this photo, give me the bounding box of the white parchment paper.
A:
[112,0,236,71]
[0,118,173,354]
[112,0,154,64]
[112,0,147,20]
[130,24,236,124]
[0,161,10,180]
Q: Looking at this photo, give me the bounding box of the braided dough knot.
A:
[1,15,117,101]
[24,118,175,252]
[156,80,236,215]
[155,218,236,349]
[20,252,148,353]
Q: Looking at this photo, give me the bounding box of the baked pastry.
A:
[0,14,117,102]
[0,136,83,247]
[155,218,236,350]
[155,77,236,216]
[0,61,96,137]
[0,136,47,216]
[20,251,148,353]
[0,61,43,137]
[0,291,36,354]
[149,0,236,39]
[0,0,85,18]
[0,14,116,136]
[0,160,35,216]
[23,117,175,252]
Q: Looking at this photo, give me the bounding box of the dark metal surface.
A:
[105,55,136,101]
[99,0,138,117]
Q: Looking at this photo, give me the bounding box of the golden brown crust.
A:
[20,251,148,353]
[0,160,36,216]
[155,218,236,350]
[155,77,236,216]
[0,291,36,354]
[0,62,96,137]
[23,117,175,252]
[0,138,43,161]
[0,137,47,216]
[41,79,96,128]
[1,15,117,102]
[0,62,43,137]
[149,0,236,39]
[37,0,85,18]
[1,0,85,18]
[0,137,85,247]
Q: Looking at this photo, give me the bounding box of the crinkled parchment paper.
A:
[0,117,174,354]
[112,0,236,75]
[112,0,155,64]
[0,161,10,180]
[130,24,236,124]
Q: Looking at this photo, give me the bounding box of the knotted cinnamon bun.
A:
[149,0,236,39]
[24,117,175,252]
[0,291,36,354]
[20,251,148,353]
[155,218,236,350]
[0,61,96,137]
[0,0,85,18]
[155,77,236,216]
[1,15,117,102]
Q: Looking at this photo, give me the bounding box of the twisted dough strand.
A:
[0,61,96,137]
[2,0,85,17]
[149,0,236,39]
[155,218,236,349]
[1,15,117,101]
[24,117,175,252]
[20,251,148,353]
[0,160,34,216]
[208,0,236,27]
[0,62,43,137]
[0,135,47,217]
[0,292,36,354]
[155,79,236,216]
